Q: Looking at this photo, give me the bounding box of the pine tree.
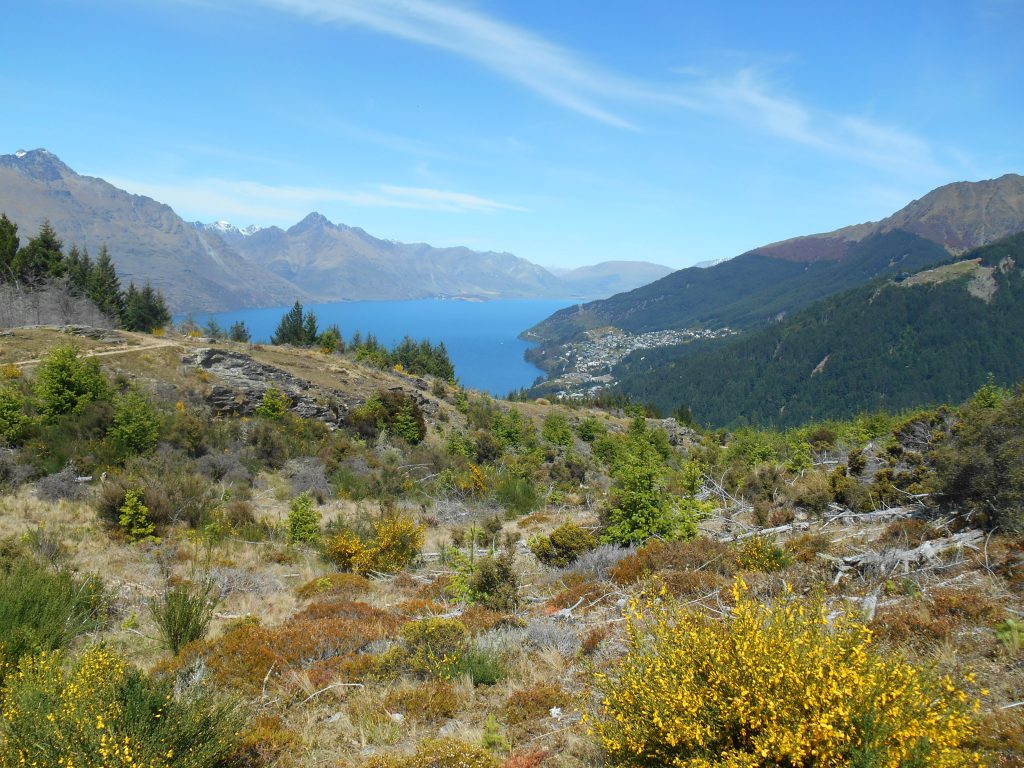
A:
[302,310,319,345]
[123,282,170,333]
[142,283,171,331]
[0,214,18,282]
[12,220,64,283]
[121,283,143,331]
[66,244,93,294]
[228,320,251,343]
[271,301,307,345]
[87,245,123,319]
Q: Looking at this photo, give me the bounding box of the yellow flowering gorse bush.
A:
[1,647,239,768]
[326,512,425,574]
[591,581,983,768]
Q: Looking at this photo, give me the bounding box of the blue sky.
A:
[1,0,1021,269]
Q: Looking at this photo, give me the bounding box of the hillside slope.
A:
[611,234,1024,427]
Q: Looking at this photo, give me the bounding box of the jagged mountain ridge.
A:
[0,149,303,313]
[525,174,1024,347]
[211,212,566,301]
[0,148,674,313]
[203,215,673,302]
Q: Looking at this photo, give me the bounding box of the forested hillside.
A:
[526,230,950,346]
[612,234,1024,427]
[525,173,1024,355]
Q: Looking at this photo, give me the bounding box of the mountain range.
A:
[524,173,1024,427]
[610,234,1024,427]
[0,149,671,312]
[525,173,1024,349]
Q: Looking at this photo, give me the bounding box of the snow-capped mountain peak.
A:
[198,220,262,237]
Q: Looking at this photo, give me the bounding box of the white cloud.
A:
[239,0,641,129]
[667,68,943,175]
[215,0,952,175]
[106,175,525,225]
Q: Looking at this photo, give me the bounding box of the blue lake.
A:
[181,298,576,396]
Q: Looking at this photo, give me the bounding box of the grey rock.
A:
[182,347,354,427]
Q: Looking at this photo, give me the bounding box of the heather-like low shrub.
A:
[609,538,738,585]
[296,571,373,600]
[503,683,569,726]
[384,680,461,724]
[361,737,500,768]
[183,601,401,693]
[592,582,984,767]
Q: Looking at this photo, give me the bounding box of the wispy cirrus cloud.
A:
[236,0,643,129]
[218,0,955,175]
[106,175,525,225]
[669,68,942,175]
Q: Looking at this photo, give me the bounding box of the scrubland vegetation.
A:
[0,327,1021,767]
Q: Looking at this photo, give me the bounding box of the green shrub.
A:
[255,386,291,420]
[108,387,161,456]
[481,713,510,752]
[493,473,541,516]
[541,413,573,447]
[0,557,106,684]
[934,387,1024,532]
[397,617,469,679]
[148,580,217,656]
[466,552,520,612]
[0,646,240,768]
[576,414,607,442]
[119,489,156,542]
[286,492,321,545]
[528,521,597,567]
[348,390,427,444]
[492,408,535,451]
[0,385,28,445]
[31,343,109,421]
[601,439,708,545]
[456,646,506,686]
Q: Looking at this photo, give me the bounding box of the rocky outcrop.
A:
[181,347,440,428]
[182,348,355,426]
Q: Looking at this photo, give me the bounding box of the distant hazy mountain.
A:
[549,261,673,299]
[0,149,303,313]
[526,174,1024,347]
[209,212,566,302]
[0,148,777,315]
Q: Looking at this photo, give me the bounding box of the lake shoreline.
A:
[175,298,576,396]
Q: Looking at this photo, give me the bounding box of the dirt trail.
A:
[9,337,182,368]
